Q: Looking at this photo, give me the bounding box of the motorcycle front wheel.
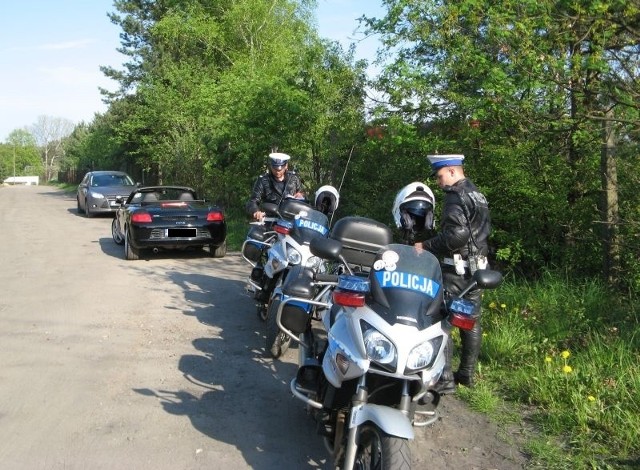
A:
[353,424,411,470]
[265,298,291,359]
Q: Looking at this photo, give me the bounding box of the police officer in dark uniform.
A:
[415,154,491,393]
[246,152,304,220]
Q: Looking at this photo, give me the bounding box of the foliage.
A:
[93,0,368,215]
[475,273,640,467]
[365,0,640,286]
[0,130,42,180]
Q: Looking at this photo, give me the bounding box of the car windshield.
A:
[130,188,197,203]
[92,174,134,187]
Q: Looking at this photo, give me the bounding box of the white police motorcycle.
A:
[273,215,503,469]
[241,187,339,357]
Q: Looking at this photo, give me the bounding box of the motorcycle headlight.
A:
[287,246,302,265]
[363,327,396,365]
[406,336,443,372]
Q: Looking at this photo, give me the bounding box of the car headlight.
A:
[89,191,105,199]
[363,326,396,365]
[406,336,443,372]
[286,246,302,265]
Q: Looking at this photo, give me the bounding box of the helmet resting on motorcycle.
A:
[314,185,339,216]
[392,182,436,232]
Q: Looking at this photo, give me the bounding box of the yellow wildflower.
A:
[500,303,506,309]
[563,365,572,374]
[544,356,552,363]
[489,302,497,308]
[561,350,571,359]
[587,395,596,402]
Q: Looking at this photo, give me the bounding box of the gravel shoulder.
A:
[0,185,528,469]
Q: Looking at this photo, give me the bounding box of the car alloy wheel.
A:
[112,218,124,245]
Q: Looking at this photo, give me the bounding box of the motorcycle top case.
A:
[278,198,314,220]
[330,216,393,268]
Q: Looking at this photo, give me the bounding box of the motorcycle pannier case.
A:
[242,225,266,262]
[330,216,393,267]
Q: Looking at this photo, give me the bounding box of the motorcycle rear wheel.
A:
[353,424,410,470]
[265,299,291,358]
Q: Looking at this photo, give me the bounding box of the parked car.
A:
[111,186,227,260]
[77,171,138,218]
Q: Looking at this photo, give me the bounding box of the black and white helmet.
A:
[392,182,436,243]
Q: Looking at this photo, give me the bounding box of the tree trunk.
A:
[600,108,619,286]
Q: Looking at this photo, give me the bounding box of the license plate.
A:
[167,228,197,237]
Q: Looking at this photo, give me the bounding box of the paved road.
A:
[0,185,526,470]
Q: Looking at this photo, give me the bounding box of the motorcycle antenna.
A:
[337,145,355,194]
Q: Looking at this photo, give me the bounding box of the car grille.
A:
[106,194,131,206]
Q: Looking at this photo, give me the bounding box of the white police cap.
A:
[427,154,465,173]
[268,152,291,167]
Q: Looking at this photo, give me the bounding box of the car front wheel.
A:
[85,199,93,218]
[77,197,84,214]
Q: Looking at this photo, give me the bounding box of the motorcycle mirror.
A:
[309,237,342,261]
[262,202,279,216]
[457,269,503,299]
[473,269,503,290]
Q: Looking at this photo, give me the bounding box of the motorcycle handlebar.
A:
[314,273,339,283]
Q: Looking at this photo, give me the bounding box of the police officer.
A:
[246,152,304,220]
[415,154,491,392]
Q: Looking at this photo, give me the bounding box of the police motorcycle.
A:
[241,187,339,356]
[272,216,503,469]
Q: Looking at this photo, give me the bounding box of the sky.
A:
[0,0,385,142]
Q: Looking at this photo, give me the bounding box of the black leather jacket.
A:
[422,178,491,259]
[246,171,303,215]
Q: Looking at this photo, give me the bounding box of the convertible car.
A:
[111,186,227,260]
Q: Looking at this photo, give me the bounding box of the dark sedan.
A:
[111,186,227,260]
[77,170,138,218]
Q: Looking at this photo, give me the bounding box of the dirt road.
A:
[0,185,527,469]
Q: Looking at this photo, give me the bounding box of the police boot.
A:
[454,321,482,388]
[433,337,456,395]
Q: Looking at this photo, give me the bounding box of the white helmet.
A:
[392,182,436,232]
[314,185,340,216]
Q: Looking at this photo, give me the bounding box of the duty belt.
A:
[442,257,468,267]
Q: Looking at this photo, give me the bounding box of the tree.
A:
[95,0,367,209]
[364,0,640,285]
[0,129,42,181]
[29,115,74,181]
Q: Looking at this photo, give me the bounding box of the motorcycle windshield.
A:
[367,244,444,329]
[292,209,330,243]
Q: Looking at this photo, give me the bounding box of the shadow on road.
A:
[132,265,330,469]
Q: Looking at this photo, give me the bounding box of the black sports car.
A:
[111,186,227,260]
